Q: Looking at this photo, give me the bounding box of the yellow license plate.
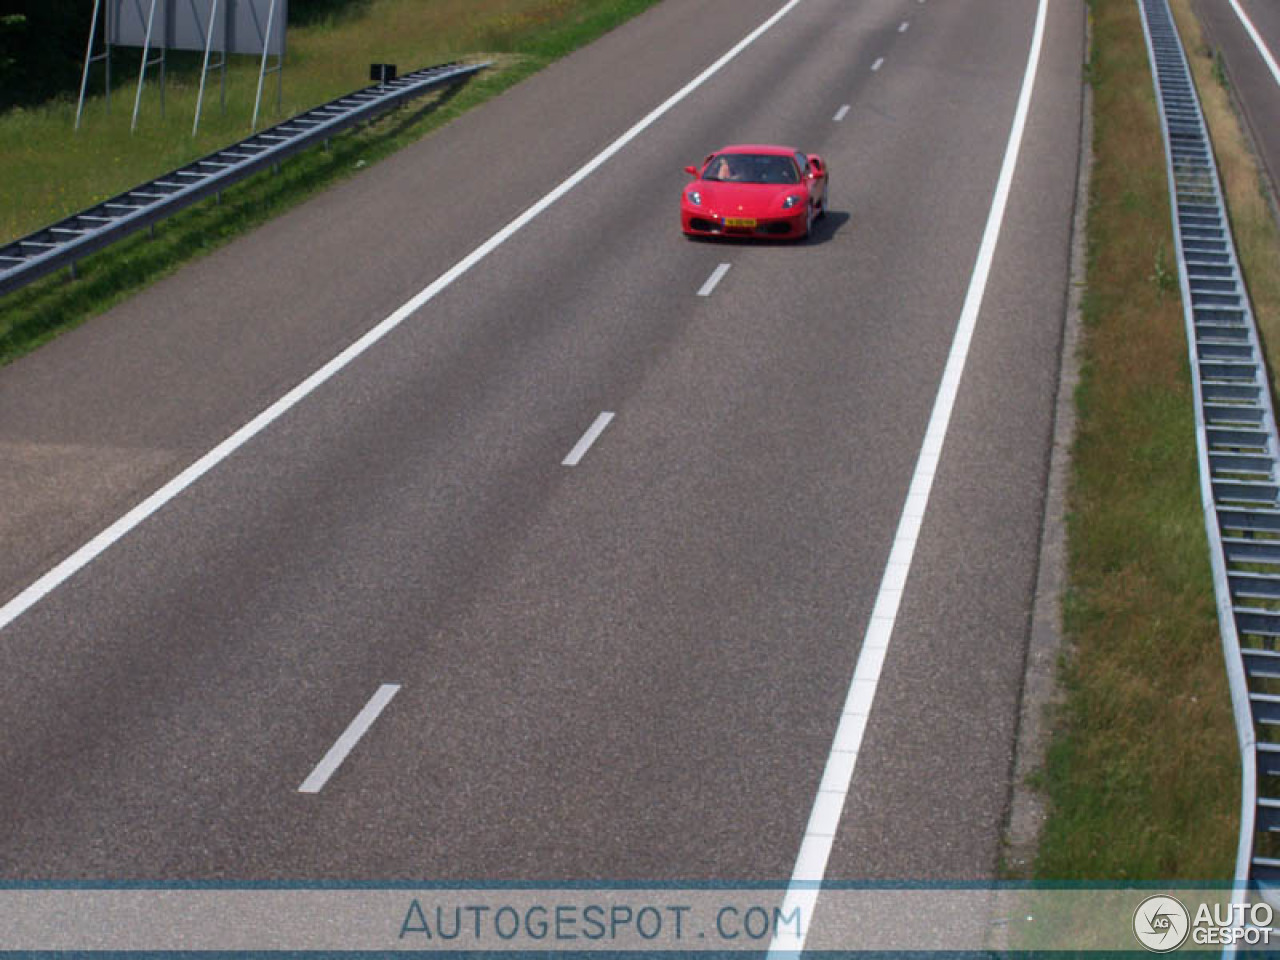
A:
[724,217,757,228]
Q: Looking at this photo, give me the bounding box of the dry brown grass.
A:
[1170,0,1280,393]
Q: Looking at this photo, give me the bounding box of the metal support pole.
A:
[193,0,221,136]
[75,0,104,131]
[104,0,112,113]
[251,0,280,131]
[158,46,166,120]
[131,0,160,132]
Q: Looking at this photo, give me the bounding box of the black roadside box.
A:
[370,64,397,83]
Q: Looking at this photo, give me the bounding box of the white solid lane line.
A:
[562,412,615,467]
[0,0,808,635]
[871,57,885,71]
[698,263,732,297]
[766,0,1049,953]
[833,104,850,122]
[1228,0,1280,88]
[298,684,400,794]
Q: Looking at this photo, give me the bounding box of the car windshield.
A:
[703,153,799,184]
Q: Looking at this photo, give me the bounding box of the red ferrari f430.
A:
[681,144,828,241]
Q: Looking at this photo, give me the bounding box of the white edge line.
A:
[0,0,807,636]
[1227,0,1280,88]
[766,0,1048,953]
[833,104,851,122]
[697,262,732,297]
[298,683,400,794]
[562,411,615,467]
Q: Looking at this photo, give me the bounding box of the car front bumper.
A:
[681,209,806,239]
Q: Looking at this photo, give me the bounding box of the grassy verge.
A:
[0,0,662,363]
[1033,0,1240,880]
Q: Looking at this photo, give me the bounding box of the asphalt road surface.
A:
[1194,0,1280,202]
[0,0,1085,898]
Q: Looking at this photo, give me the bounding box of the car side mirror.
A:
[685,165,700,177]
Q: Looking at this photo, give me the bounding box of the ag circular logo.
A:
[1133,895,1190,952]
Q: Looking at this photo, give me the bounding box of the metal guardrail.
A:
[1138,0,1280,904]
[0,60,489,296]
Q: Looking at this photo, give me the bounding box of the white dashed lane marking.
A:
[298,684,400,794]
[697,263,732,297]
[563,412,616,467]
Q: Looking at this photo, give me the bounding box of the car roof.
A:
[714,144,799,156]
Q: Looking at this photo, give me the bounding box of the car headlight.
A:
[782,194,802,210]
[688,190,702,206]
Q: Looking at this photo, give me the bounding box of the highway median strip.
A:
[1028,0,1269,882]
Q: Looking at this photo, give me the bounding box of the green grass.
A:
[1033,0,1239,880]
[0,0,662,363]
